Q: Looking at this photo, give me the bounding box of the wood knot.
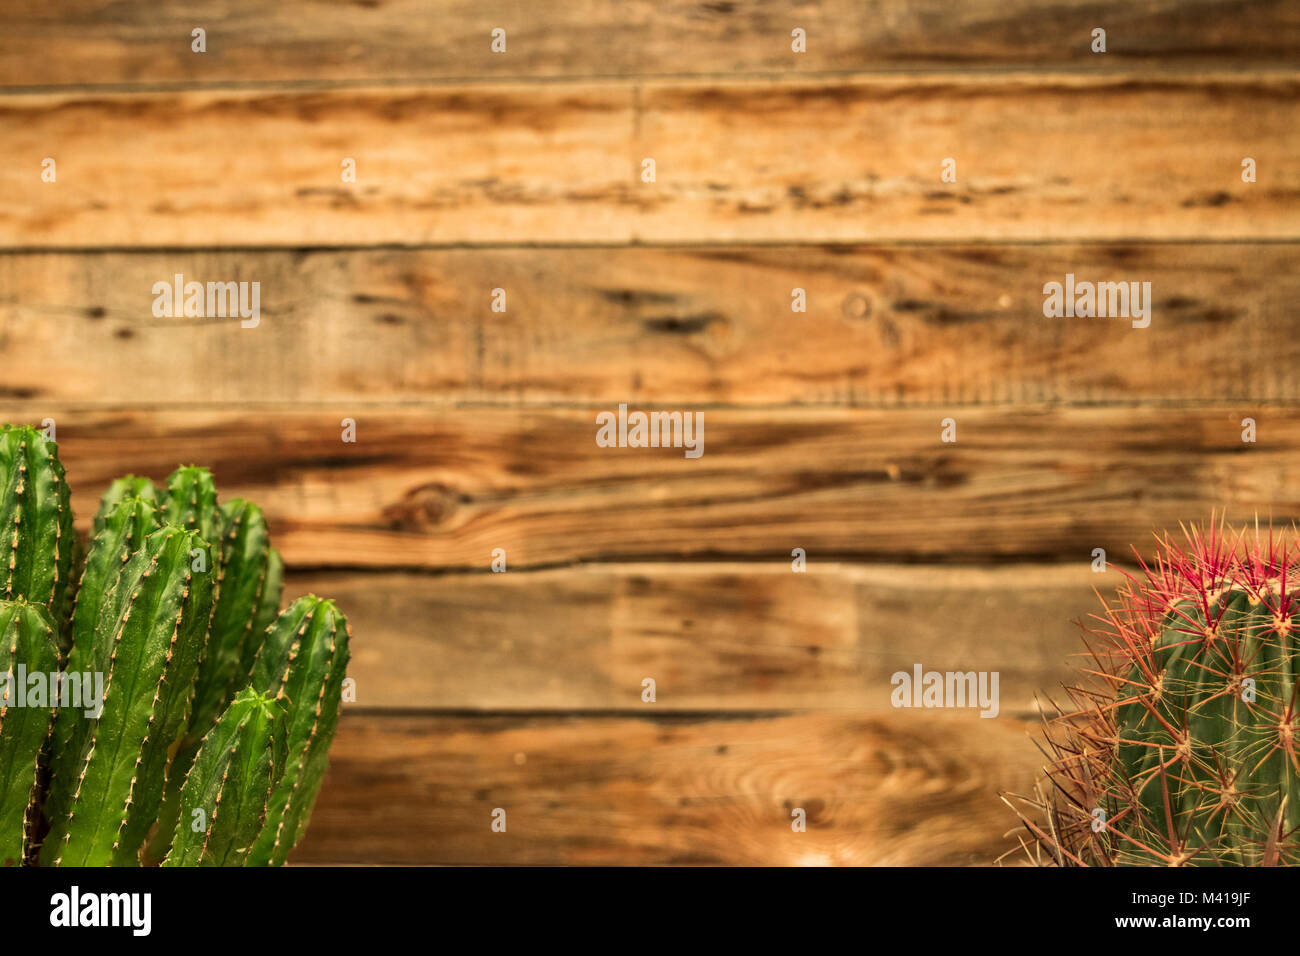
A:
[381,482,468,529]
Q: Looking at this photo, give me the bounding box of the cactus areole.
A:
[0,423,350,866]
[1008,521,1300,866]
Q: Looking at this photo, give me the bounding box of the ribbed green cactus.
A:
[163,688,286,867]
[42,526,215,866]
[195,499,279,737]
[44,493,164,830]
[162,465,224,546]
[92,475,160,535]
[148,497,283,863]
[68,495,162,665]
[247,596,351,867]
[1007,523,1300,866]
[247,545,283,679]
[1112,586,1300,865]
[0,426,74,647]
[0,599,58,866]
[0,425,350,866]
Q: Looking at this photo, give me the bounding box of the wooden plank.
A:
[292,711,1042,865]
[3,405,1297,569]
[2,243,1296,406]
[2,76,1296,247]
[284,563,1091,711]
[4,0,1296,87]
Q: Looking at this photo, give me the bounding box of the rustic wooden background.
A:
[1,0,1298,865]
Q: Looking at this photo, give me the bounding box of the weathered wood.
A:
[2,243,1297,405]
[284,563,1092,711]
[4,406,1296,569]
[293,711,1042,865]
[2,76,1296,247]
[4,0,1289,873]
[3,0,1295,87]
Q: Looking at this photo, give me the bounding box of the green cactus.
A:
[148,499,282,863]
[92,475,160,535]
[0,425,347,867]
[41,526,215,866]
[163,688,286,867]
[0,426,74,642]
[194,499,280,736]
[68,495,163,667]
[0,600,59,866]
[1110,586,1300,865]
[44,495,164,829]
[247,546,284,678]
[161,465,224,546]
[1007,523,1300,866]
[247,596,350,867]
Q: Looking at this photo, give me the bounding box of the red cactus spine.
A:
[1006,520,1300,866]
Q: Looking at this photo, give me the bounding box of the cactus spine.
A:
[163,688,286,867]
[0,426,74,645]
[1007,522,1300,866]
[41,526,215,866]
[0,600,58,866]
[247,596,350,867]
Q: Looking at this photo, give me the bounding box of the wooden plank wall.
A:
[1,1,1297,865]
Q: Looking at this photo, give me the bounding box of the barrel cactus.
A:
[0,423,351,866]
[1006,521,1300,866]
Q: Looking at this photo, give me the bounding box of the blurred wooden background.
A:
[1,0,1298,864]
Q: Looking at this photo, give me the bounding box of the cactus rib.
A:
[247,596,350,866]
[0,600,58,866]
[163,688,286,867]
[41,527,214,866]
[92,475,160,536]
[0,426,74,641]
[148,500,281,863]
[45,496,163,830]
[193,499,276,735]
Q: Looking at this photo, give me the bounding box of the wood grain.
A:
[4,0,1295,87]
[5,406,1297,570]
[4,1,1294,868]
[284,563,1092,711]
[2,76,1295,247]
[2,243,1296,406]
[292,710,1042,865]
